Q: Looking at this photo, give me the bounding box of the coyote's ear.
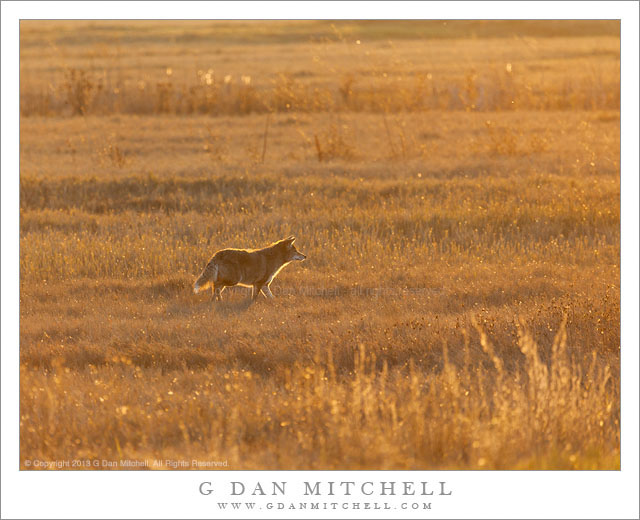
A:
[285,236,296,244]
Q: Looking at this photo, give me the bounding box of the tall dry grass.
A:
[19,21,620,470]
[20,61,620,117]
[20,318,618,470]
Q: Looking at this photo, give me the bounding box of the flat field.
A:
[19,21,620,469]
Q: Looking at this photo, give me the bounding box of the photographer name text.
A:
[199,480,452,497]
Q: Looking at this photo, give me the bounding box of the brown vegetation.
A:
[19,21,620,470]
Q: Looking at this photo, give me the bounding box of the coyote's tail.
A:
[193,260,219,294]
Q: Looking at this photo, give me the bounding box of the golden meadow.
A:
[19,21,620,469]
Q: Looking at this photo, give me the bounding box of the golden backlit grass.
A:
[20,20,619,116]
[19,21,620,470]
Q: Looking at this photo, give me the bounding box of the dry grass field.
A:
[19,21,620,470]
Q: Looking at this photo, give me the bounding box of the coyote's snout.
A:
[193,236,306,302]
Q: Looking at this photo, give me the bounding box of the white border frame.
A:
[2,2,638,519]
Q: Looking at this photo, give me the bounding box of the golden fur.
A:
[193,236,306,301]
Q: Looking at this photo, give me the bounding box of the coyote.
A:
[193,236,306,302]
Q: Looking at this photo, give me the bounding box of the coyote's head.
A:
[279,236,306,262]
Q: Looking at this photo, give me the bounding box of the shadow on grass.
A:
[212,298,254,315]
[167,291,256,316]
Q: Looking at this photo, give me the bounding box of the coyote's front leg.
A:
[262,284,275,299]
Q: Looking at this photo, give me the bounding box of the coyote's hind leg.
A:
[211,284,224,302]
[252,283,266,302]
